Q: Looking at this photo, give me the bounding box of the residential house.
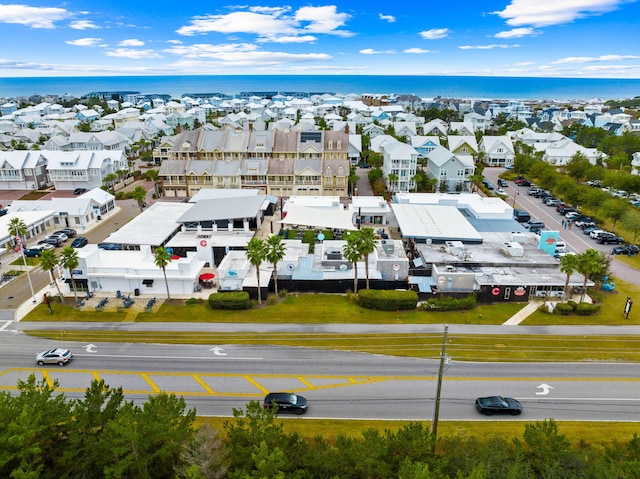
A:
[378,136,418,193]
[449,121,475,136]
[447,135,478,159]
[479,135,515,167]
[0,151,49,190]
[631,152,640,176]
[425,145,475,193]
[410,136,441,158]
[43,150,129,191]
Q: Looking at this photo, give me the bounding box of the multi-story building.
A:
[157,128,350,198]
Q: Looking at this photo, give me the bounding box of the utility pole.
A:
[430,324,448,452]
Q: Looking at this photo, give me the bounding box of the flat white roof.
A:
[391,203,483,242]
[394,192,513,219]
[106,201,193,246]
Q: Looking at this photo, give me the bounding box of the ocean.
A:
[1,75,639,102]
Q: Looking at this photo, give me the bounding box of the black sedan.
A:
[475,396,522,416]
[263,392,308,415]
[71,236,88,248]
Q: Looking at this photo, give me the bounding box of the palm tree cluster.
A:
[245,235,286,304]
[342,227,377,293]
[8,218,82,303]
[559,248,610,302]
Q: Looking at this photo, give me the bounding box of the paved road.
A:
[483,167,640,286]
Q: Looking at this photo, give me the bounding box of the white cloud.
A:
[106,48,163,59]
[69,20,99,30]
[164,43,331,65]
[176,5,352,41]
[0,4,70,28]
[459,44,520,50]
[65,38,103,47]
[553,54,640,64]
[359,48,394,55]
[419,28,449,40]
[493,0,628,27]
[258,35,317,43]
[119,39,145,47]
[404,48,432,54]
[379,13,396,23]
[494,27,538,38]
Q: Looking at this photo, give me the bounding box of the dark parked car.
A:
[263,392,308,415]
[39,237,61,247]
[513,209,531,223]
[74,188,87,195]
[71,236,88,248]
[475,396,522,416]
[497,178,508,187]
[23,247,45,257]
[0,208,7,216]
[525,219,545,230]
[61,228,77,238]
[597,233,624,244]
[612,245,640,255]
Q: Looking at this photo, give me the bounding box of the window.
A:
[440,170,447,177]
[457,169,465,176]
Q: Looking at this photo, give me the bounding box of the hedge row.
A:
[420,294,477,311]
[553,301,600,316]
[208,291,251,310]
[357,289,418,311]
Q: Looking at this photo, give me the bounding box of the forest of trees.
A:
[2,375,640,478]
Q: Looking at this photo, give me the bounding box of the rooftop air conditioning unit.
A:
[502,241,524,257]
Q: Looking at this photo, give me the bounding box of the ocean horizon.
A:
[1,75,639,102]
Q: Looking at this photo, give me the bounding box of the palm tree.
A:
[342,233,362,293]
[577,249,603,303]
[153,247,172,300]
[60,246,80,303]
[246,238,268,304]
[265,235,286,299]
[7,217,36,302]
[387,173,398,193]
[131,185,148,212]
[357,227,377,290]
[559,253,580,302]
[39,249,63,297]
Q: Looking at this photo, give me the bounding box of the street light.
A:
[512,190,519,208]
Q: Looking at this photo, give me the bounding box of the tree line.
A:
[3,375,640,479]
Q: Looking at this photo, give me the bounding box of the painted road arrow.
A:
[209,346,227,356]
[84,344,97,353]
[536,383,554,395]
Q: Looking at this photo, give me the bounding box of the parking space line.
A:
[140,373,160,393]
[299,377,314,388]
[244,375,269,394]
[193,375,215,395]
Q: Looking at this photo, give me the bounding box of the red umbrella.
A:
[199,273,215,281]
[171,255,180,260]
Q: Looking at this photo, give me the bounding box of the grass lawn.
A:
[23,293,525,325]
[197,416,640,450]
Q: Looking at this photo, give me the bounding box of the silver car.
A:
[36,348,73,366]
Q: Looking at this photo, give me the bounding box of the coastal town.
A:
[0,89,639,309]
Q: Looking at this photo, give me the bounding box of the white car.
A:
[590,229,608,239]
[36,348,73,366]
[496,188,506,196]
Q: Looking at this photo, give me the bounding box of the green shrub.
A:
[553,303,575,315]
[185,297,203,305]
[266,294,278,306]
[567,300,577,310]
[357,289,418,311]
[575,302,600,316]
[421,294,477,312]
[208,291,250,310]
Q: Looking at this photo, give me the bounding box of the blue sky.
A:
[1,0,639,78]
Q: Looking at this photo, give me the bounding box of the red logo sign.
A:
[199,239,208,247]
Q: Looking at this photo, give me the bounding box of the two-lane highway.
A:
[1,336,639,421]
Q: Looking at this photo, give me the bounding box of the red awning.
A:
[199,273,215,281]
[171,255,180,260]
